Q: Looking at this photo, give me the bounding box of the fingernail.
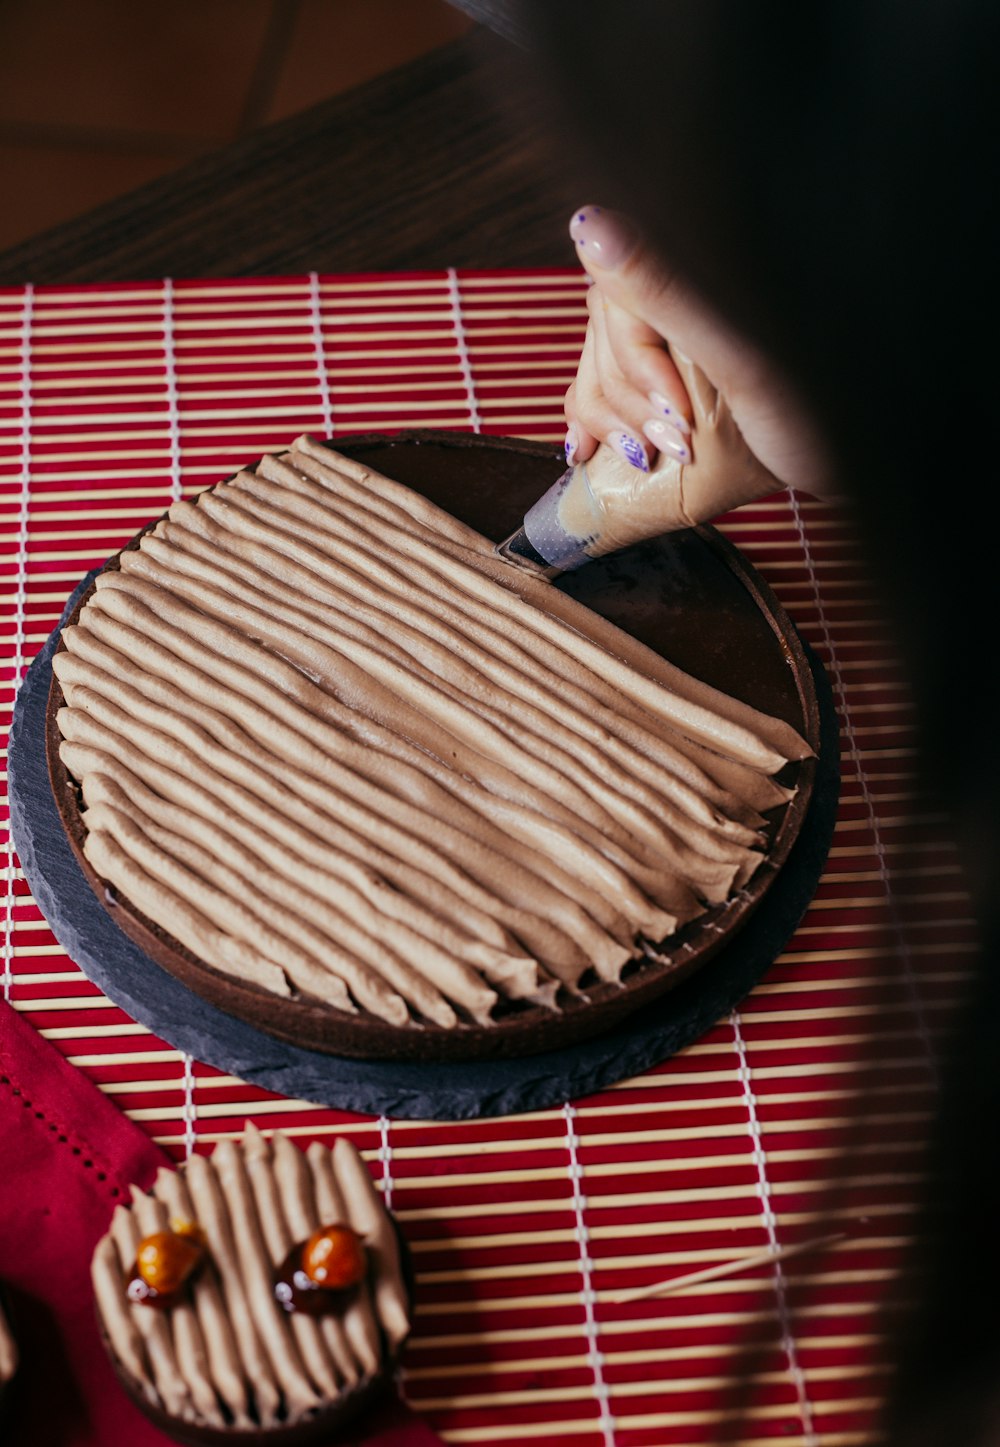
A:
[648,391,692,436]
[610,431,650,471]
[564,426,579,466]
[642,418,692,465]
[569,205,638,270]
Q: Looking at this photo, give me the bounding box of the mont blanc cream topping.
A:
[56,438,810,1027]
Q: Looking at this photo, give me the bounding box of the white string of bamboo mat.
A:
[563,1101,616,1447]
[787,487,939,1083]
[307,269,334,438]
[731,1007,817,1443]
[377,1115,395,1212]
[1,282,32,1006]
[447,267,483,436]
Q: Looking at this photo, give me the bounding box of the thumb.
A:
[569,205,702,349]
[569,205,758,400]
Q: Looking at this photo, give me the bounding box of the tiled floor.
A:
[0,0,471,253]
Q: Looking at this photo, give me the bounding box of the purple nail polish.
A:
[642,418,693,465]
[611,431,649,471]
[564,427,579,466]
[568,206,638,270]
[648,391,692,436]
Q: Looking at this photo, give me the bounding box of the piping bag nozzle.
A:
[495,354,782,578]
[496,462,604,575]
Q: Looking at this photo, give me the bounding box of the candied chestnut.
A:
[302,1224,366,1289]
[274,1224,366,1314]
[127,1227,204,1307]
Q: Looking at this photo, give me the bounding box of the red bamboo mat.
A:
[0,269,970,1446]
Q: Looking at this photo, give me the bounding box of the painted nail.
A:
[642,418,692,465]
[648,391,692,436]
[610,431,650,471]
[569,205,638,270]
[564,426,579,466]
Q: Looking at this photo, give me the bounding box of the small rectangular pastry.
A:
[91,1126,410,1441]
[51,436,812,1056]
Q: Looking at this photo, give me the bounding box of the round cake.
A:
[46,432,819,1061]
[91,1127,410,1444]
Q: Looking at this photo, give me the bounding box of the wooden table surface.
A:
[0,29,578,286]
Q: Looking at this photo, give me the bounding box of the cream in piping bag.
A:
[497,352,780,575]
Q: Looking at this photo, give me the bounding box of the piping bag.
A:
[497,353,779,575]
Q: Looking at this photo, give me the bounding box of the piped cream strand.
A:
[210,1139,320,1421]
[151,1164,252,1426]
[183,1152,284,1425]
[268,1130,363,1386]
[91,1234,153,1403]
[130,1189,223,1426]
[331,1138,410,1351]
[108,1197,191,1419]
[305,1142,383,1378]
[240,1127,345,1399]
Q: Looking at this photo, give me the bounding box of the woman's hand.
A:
[564,205,830,495]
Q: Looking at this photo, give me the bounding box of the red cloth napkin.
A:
[0,1001,441,1445]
